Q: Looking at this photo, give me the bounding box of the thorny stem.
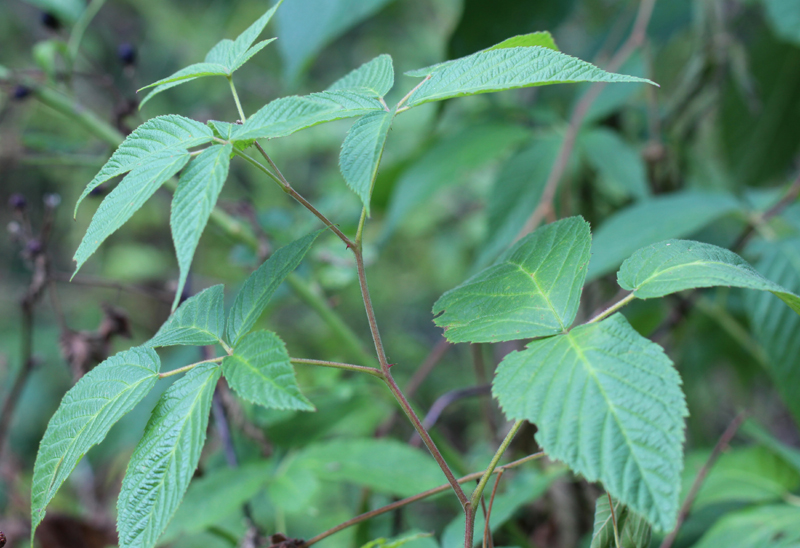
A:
[470,420,523,509]
[299,452,545,547]
[158,356,223,378]
[290,358,383,379]
[607,492,621,548]
[587,292,636,324]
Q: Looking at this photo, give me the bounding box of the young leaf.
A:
[579,127,649,201]
[493,313,688,530]
[591,495,652,548]
[137,3,281,108]
[231,90,384,142]
[227,230,322,345]
[222,330,313,411]
[691,504,800,548]
[339,110,394,214]
[75,115,214,215]
[404,47,653,108]
[31,347,160,540]
[146,285,225,347]
[618,239,800,315]
[433,216,591,343]
[117,362,220,548]
[360,532,433,548]
[170,144,233,309]
[587,190,742,281]
[328,53,394,97]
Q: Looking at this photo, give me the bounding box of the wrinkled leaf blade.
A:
[339,110,394,214]
[434,216,591,342]
[328,54,394,97]
[228,1,282,68]
[591,495,652,548]
[493,313,687,530]
[147,285,225,348]
[137,62,229,93]
[117,362,221,548]
[31,347,160,540]
[222,330,312,411]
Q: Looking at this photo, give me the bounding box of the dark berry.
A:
[13,85,30,100]
[26,239,43,255]
[117,43,136,66]
[89,185,107,197]
[9,193,27,211]
[40,11,61,30]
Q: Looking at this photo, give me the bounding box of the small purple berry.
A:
[13,86,30,100]
[26,239,43,255]
[9,193,27,211]
[118,43,136,66]
[40,11,61,30]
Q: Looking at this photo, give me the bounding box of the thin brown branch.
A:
[299,452,545,547]
[659,411,748,548]
[483,469,504,548]
[517,0,658,240]
[732,168,800,250]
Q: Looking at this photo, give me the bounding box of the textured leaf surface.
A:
[587,191,742,281]
[493,314,687,530]
[31,347,160,539]
[591,496,652,548]
[434,217,591,343]
[276,0,394,81]
[227,230,322,345]
[405,47,652,107]
[73,149,190,274]
[138,3,280,107]
[328,54,394,97]
[117,362,220,548]
[147,285,225,348]
[618,239,800,315]
[232,90,384,142]
[580,127,649,201]
[75,115,214,214]
[170,144,233,308]
[745,238,800,425]
[339,110,394,214]
[691,505,800,548]
[223,330,312,411]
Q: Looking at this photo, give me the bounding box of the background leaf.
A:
[433,216,591,342]
[339,110,394,214]
[170,144,233,309]
[31,347,160,539]
[116,362,220,548]
[146,285,225,348]
[579,127,649,201]
[690,505,800,548]
[222,330,312,411]
[227,230,322,345]
[493,314,687,530]
[591,495,652,548]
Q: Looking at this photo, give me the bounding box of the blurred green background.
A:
[2,0,800,547]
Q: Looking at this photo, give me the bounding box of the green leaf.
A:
[161,461,273,542]
[579,127,649,201]
[222,330,312,411]
[75,115,214,215]
[433,217,591,343]
[745,238,800,426]
[275,0,395,82]
[404,46,653,108]
[741,418,800,474]
[763,0,800,45]
[382,123,530,238]
[226,230,322,345]
[361,533,433,548]
[170,144,233,309]
[587,190,742,281]
[493,313,687,530]
[117,362,220,548]
[137,3,281,107]
[232,90,384,142]
[328,53,394,98]
[691,504,800,548]
[146,285,225,348]
[339,110,394,214]
[296,438,445,497]
[618,240,800,315]
[591,495,651,548]
[31,347,160,540]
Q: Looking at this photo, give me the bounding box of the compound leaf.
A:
[328,53,394,97]
[170,144,233,309]
[433,216,591,343]
[493,313,687,530]
[147,285,225,348]
[75,115,214,214]
[227,230,322,345]
[223,330,312,411]
[404,46,652,107]
[591,495,652,548]
[618,239,800,315]
[74,149,191,275]
[339,110,394,214]
[117,362,220,548]
[31,347,160,541]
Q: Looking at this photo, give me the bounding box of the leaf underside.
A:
[339,109,394,214]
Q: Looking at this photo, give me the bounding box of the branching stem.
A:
[290,358,383,379]
[158,356,223,378]
[470,420,524,509]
